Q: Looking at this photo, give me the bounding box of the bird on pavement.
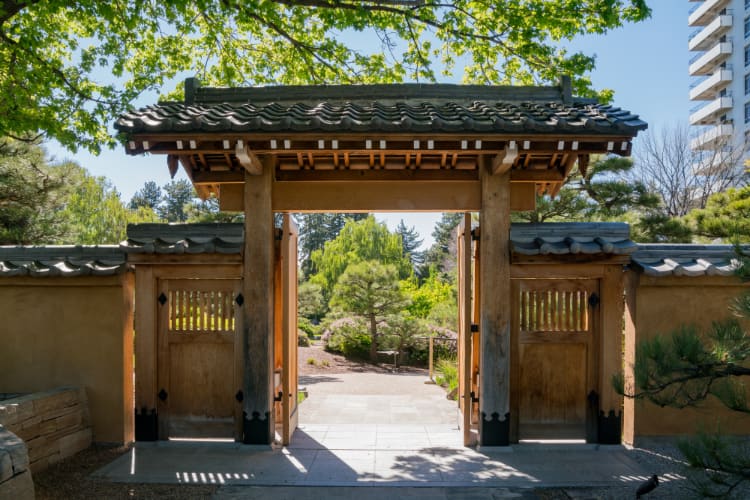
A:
[636,474,659,498]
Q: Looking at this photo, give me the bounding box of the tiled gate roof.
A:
[115,84,647,136]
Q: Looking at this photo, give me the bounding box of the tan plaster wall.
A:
[625,275,750,443]
[0,274,134,444]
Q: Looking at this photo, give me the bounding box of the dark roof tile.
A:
[115,84,647,136]
[0,246,128,277]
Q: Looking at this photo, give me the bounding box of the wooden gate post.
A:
[478,157,512,446]
[241,162,276,444]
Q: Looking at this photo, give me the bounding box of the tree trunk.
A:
[369,314,378,362]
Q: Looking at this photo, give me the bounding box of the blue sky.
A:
[46,0,689,249]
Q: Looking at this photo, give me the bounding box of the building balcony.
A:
[689,69,732,100]
[689,0,731,27]
[688,15,732,52]
[692,150,743,176]
[689,96,733,125]
[688,42,732,76]
[690,123,734,150]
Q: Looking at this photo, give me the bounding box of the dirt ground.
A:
[298,343,426,376]
[32,445,217,500]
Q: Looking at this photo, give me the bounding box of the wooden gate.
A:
[280,215,299,445]
[156,278,242,439]
[457,214,478,445]
[511,278,599,440]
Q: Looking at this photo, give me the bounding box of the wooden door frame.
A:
[132,262,242,441]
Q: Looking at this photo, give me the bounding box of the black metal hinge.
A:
[588,293,600,308]
[158,388,168,401]
[235,293,244,306]
[157,293,167,305]
[235,390,244,403]
[471,228,480,241]
[273,391,283,402]
[470,324,479,333]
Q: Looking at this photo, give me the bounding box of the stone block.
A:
[58,428,91,459]
[0,428,29,474]
[53,410,82,433]
[0,406,18,427]
[14,424,40,443]
[38,419,57,436]
[21,416,41,430]
[0,469,35,500]
[39,403,80,423]
[32,389,78,415]
[25,437,58,464]
[0,451,11,483]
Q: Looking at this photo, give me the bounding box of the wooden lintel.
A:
[275,169,478,182]
[272,180,481,212]
[235,142,263,175]
[193,170,245,184]
[510,169,564,183]
[219,180,534,212]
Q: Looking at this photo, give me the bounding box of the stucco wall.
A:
[623,274,750,445]
[0,274,134,444]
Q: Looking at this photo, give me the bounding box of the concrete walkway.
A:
[93,372,668,494]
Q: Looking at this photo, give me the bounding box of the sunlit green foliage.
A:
[688,186,750,242]
[0,1,650,152]
[310,216,412,298]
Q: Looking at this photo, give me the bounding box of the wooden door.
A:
[457,213,473,446]
[157,278,242,439]
[512,278,599,440]
[281,215,299,445]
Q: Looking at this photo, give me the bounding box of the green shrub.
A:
[298,331,311,347]
[323,317,371,359]
[298,316,320,339]
[435,357,458,399]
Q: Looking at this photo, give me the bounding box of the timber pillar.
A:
[478,157,512,446]
[241,164,276,444]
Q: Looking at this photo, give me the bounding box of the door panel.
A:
[281,215,299,445]
[157,279,241,439]
[513,278,598,441]
[457,213,473,446]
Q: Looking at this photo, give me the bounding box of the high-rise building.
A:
[688,0,746,162]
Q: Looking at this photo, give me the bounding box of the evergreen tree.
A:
[330,261,409,362]
[420,213,464,277]
[395,219,424,270]
[159,179,196,222]
[128,181,162,211]
[0,138,71,244]
[687,186,750,242]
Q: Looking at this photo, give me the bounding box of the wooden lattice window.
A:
[168,289,236,333]
[518,288,591,333]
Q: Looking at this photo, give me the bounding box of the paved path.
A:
[91,371,685,497]
[299,371,457,426]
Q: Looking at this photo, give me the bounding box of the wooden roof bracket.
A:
[492,141,518,175]
[235,140,263,175]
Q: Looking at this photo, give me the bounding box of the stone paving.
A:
[93,371,669,496]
